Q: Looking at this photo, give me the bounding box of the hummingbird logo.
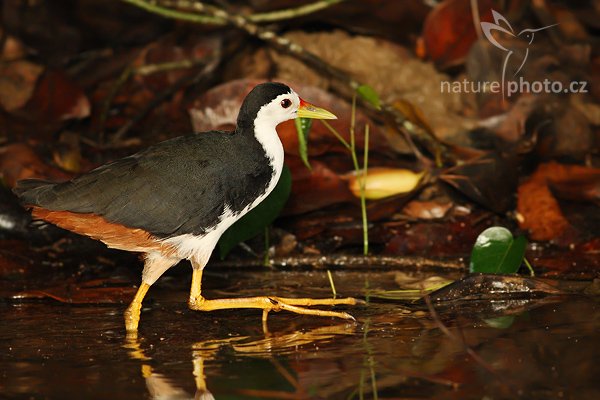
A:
[480,10,557,98]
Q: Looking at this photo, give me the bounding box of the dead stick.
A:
[213,254,466,270]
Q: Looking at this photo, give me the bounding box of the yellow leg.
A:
[188,268,359,321]
[124,283,150,333]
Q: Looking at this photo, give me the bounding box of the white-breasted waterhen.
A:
[14,82,359,333]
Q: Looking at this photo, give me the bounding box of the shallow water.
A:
[1,270,598,399]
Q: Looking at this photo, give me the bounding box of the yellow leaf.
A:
[348,167,425,200]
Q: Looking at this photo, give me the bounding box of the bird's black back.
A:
[14,132,274,238]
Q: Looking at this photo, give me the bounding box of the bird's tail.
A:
[12,179,56,206]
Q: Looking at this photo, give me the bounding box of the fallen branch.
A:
[214,254,465,270]
[125,0,347,24]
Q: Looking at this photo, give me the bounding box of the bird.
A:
[13,82,359,333]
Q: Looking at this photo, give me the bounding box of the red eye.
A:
[281,99,292,108]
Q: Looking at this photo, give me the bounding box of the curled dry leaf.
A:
[346,167,425,200]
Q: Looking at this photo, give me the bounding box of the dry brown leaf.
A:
[284,157,354,216]
[14,70,91,126]
[421,0,494,68]
[515,162,598,241]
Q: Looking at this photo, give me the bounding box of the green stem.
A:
[523,257,535,277]
[321,95,369,255]
[321,120,351,150]
[326,270,337,298]
[361,125,369,255]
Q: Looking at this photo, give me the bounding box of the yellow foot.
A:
[188,295,361,322]
[124,302,142,333]
[124,283,150,333]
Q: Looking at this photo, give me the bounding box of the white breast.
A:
[164,108,285,266]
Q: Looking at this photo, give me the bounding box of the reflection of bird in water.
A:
[124,323,355,399]
[481,10,556,95]
[14,83,359,333]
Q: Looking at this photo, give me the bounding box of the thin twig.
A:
[134,58,206,76]
[98,65,134,145]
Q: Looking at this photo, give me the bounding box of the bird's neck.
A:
[250,119,285,181]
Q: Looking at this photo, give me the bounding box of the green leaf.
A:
[218,166,292,259]
[356,84,381,110]
[295,117,312,170]
[469,227,527,274]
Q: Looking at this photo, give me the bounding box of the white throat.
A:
[252,105,286,194]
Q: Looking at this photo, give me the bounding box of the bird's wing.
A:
[15,133,237,237]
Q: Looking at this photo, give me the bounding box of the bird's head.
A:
[237,82,336,131]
